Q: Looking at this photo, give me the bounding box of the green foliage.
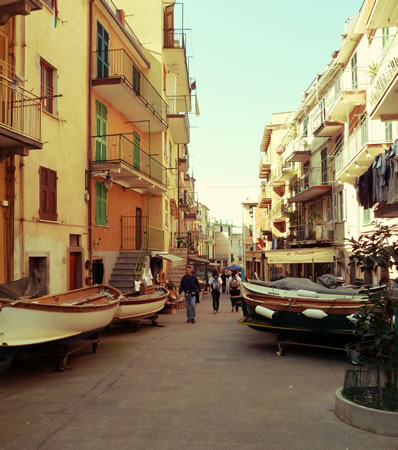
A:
[368,62,379,80]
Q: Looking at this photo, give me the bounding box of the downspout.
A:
[19,16,26,277]
[88,0,94,261]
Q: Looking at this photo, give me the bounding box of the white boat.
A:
[114,287,169,321]
[0,285,122,347]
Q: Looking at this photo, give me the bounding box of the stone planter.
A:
[335,387,398,437]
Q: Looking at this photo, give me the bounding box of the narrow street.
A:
[0,292,396,449]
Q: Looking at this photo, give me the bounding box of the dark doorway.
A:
[29,256,48,297]
[136,207,143,250]
[92,259,104,285]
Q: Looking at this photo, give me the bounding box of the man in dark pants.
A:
[179,266,201,323]
[220,270,227,294]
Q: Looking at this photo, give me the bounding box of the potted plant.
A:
[335,222,398,435]
[308,209,323,240]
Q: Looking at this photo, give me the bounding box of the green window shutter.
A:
[95,181,107,226]
[95,100,107,161]
[133,131,140,170]
[96,21,109,78]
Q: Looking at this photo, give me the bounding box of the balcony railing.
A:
[0,74,41,143]
[92,49,167,125]
[164,28,186,50]
[121,215,147,250]
[369,31,398,117]
[289,223,334,243]
[167,95,190,142]
[148,226,164,250]
[291,167,329,196]
[335,115,389,176]
[284,138,311,163]
[92,133,167,186]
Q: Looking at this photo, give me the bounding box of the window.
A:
[165,199,169,229]
[385,121,393,141]
[351,52,358,90]
[40,59,56,114]
[95,101,107,161]
[39,166,57,221]
[132,63,141,94]
[302,117,309,137]
[363,207,371,225]
[133,131,140,170]
[96,22,109,78]
[169,141,172,165]
[382,27,390,49]
[95,181,107,226]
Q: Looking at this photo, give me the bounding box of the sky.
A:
[179,0,364,226]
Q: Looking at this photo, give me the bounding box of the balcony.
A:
[259,154,271,180]
[335,116,390,183]
[91,133,167,194]
[271,200,289,223]
[365,1,398,30]
[258,184,272,209]
[288,223,335,244]
[369,32,398,121]
[179,191,195,210]
[178,152,189,172]
[312,107,343,137]
[274,158,297,182]
[0,0,42,24]
[289,168,331,203]
[167,96,190,144]
[321,69,366,123]
[92,49,167,132]
[0,75,42,156]
[163,28,190,96]
[284,138,311,163]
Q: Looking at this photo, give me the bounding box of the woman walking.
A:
[209,269,222,314]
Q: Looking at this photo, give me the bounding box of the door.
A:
[164,5,174,47]
[321,147,328,184]
[95,100,107,161]
[96,21,109,78]
[92,260,104,285]
[69,252,77,290]
[136,208,143,250]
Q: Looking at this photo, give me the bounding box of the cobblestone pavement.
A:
[0,292,397,449]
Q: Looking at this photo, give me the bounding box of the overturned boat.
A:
[239,275,369,337]
[0,276,122,347]
[114,287,169,321]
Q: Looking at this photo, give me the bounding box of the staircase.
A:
[109,251,148,292]
[167,248,188,290]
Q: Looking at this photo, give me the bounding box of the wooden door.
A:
[69,252,77,290]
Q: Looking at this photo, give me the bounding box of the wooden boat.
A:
[0,285,122,347]
[114,287,169,321]
[239,278,369,337]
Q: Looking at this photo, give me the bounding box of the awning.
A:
[189,256,210,264]
[264,247,336,264]
[153,252,184,266]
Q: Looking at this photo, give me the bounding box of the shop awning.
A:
[189,256,210,264]
[153,252,184,266]
[264,247,336,264]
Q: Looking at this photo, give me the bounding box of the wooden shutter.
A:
[39,167,57,221]
[96,21,109,78]
[164,5,174,47]
[132,63,141,95]
[133,132,140,170]
[95,100,107,161]
[95,181,107,226]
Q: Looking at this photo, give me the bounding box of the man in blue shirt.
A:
[179,266,201,323]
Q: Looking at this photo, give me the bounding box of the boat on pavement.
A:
[0,283,122,347]
[239,275,369,337]
[114,287,169,321]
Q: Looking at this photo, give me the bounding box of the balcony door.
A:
[321,147,328,184]
[95,100,107,161]
[96,21,109,79]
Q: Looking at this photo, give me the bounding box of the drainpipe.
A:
[88,0,94,261]
[19,16,26,277]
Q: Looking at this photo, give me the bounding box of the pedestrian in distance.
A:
[209,269,222,314]
[178,265,201,323]
[220,270,227,294]
[229,269,241,312]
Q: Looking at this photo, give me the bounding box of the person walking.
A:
[179,265,201,323]
[220,270,227,294]
[229,269,241,312]
[209,269,222,314]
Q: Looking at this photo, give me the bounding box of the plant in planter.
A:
[344,222,398,411]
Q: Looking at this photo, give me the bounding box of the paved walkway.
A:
[0,292,397,449]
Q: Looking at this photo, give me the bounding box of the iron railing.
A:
[92,49,167,125]
[164,28,186,50]
[92,133,167,186]
[291,167,330,196]
[0,74,41,142]
[289,223,334,242]
[335,115,392,176]
[121,215,147,250]
[167,95,190,141]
